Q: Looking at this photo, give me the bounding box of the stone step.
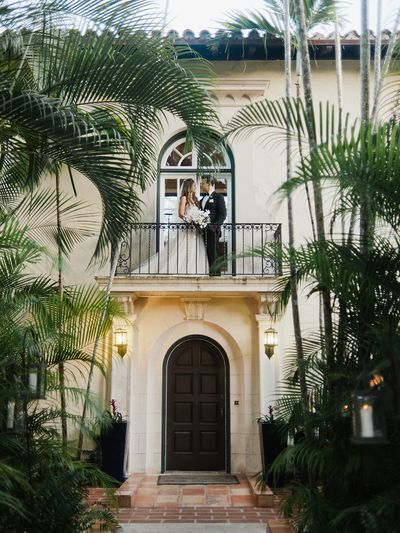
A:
[115,474,145,508]
[266,518,296,532]
[245,474,274,507]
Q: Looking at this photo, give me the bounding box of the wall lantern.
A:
[114,329,128,357]
[340,402,351,418]
[6,401,16,430]
[5,400,25,432]
[264,327,278,359]
[23,329,46,400]
[352,373,387,444]
[28,361,46,399]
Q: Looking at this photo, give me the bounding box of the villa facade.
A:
[71,30,371,474]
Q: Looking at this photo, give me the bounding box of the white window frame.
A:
[159,136,233,224]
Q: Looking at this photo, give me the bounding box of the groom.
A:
[200,175,227,276]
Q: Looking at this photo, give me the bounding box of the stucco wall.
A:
[122,296,262,473]
[52,57,365,471]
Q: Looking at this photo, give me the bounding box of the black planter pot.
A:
[100,421,127,483]
[258,420,287,488]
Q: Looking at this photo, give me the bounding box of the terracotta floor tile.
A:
[230,487,252,494]
[156,502,181,508]
[155,495,179,504]
[136,487,158,496]
[206,495,230,506]
[134,498,156,507]
[159,486,180,494]
[182,488,205,495]
[231,495,256,507]
[180,495,206,505]
[206,487,229,494]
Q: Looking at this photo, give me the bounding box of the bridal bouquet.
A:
[185,207,210,229]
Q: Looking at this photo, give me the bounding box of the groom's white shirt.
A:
[202,195,209,209]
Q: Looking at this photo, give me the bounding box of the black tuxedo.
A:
[201,191,227,274]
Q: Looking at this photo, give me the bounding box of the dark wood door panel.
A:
[200,373,218,394]
[199,402,218,423]
[166,339,226,471]
[174,431,192,452]
[174,373,193,394]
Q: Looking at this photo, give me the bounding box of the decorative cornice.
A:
[115,295,136,316]
[211,78,269,106]
[255,313,272,327]
[181,298,211,320]
[258,293,282,319]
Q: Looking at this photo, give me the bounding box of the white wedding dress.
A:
[132,203,208,275]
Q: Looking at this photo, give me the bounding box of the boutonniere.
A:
[208,199,214,203]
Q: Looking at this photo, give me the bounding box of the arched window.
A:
[158,133,234,224]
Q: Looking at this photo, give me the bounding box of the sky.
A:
[156,0,399,35]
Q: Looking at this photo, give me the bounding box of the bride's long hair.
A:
[180,178,199,207]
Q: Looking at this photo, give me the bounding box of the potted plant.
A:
[100,399,127,483]
[257,405,287,488]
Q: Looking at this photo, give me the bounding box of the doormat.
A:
[157,474,239,485]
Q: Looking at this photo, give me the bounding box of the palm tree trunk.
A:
[334,11,344,114]
[371,9,400,124]
[373,0,382,110]
[360,0,370,124]
[334,11,351,362]
[56,172,68,447]
[359,0,371,258]
[77,241,121,458]
[293,0,334,370]
[285,0,307,404]
[295,52,316,240]
[334,6,348,253]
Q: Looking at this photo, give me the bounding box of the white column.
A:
[111,296,136,419]
[110,295,137,475]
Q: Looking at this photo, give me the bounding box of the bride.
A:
[133,178,208,275]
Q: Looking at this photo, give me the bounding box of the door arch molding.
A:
[161,335,231,472]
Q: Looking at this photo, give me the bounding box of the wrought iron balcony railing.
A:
[116,222,282,277]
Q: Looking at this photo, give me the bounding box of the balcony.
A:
[116,222,282,277]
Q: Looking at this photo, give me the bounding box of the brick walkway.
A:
[117,507,279,524]
[88,474,295,532]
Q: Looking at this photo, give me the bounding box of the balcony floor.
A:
[96,274,280,297]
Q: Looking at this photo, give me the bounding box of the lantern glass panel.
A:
[264,328,278,347]
[28,363,46,399]
[29,368,38,393]
[114,330,127,346]
[352,390,387,444]
[6,401,15,429]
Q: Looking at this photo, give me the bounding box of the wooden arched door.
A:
[164,337,229,471]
